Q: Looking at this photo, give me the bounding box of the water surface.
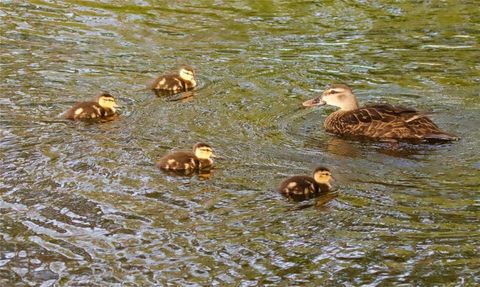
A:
[1,1,479,286]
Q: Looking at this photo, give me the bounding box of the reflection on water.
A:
[1,1,480,286]
[159,168,214,180]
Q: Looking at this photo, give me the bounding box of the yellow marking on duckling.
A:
[314,171,332,185]
[173,78,183,91]
[74,108,84,116]
[195,148,214,160]
[189,79,197,87]
[287,182,297,189]
[304,188,310,196]
[167,159,176,165]
[91,113,96,118]
[93,106,101,114]
[184,163,190,169]
[157,78,166,88]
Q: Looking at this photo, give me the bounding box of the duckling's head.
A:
[313,167,332,186]
[178,66,196,82]
[193,142,215,160]
[303,84,358,111]
[97,92,119,112]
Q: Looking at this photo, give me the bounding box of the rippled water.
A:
[1,1,479,286]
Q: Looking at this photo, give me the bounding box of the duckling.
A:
[156,143,215,173]
[149,66,197,96]
[64,92,120,121]
[279,167,333,204]
[302,84,458,143]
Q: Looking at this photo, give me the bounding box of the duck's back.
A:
[279,176,329,202]
[150,74,187,93]
[64,102,114,121]
[324,104,457,142]
[156,151,198,171]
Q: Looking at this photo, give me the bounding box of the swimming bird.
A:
[279,167,335,206]
[64,92,119,121]
[149,66,197,96]
[302,84,458,143]
[156,143,215,174]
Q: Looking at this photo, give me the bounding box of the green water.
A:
[1,1,479,286]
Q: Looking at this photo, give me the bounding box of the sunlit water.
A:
[1,1,479,286]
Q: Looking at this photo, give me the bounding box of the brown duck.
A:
[156,143,215,174]
[302,84,458,143]
[279,167,336,207]
[149,66,197,96]
[64,92,119,121]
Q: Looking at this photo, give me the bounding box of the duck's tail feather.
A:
[424,132,459,142]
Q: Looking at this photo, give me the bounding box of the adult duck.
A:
[302,84,458,143]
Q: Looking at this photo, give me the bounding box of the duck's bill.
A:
[302,96,326,107]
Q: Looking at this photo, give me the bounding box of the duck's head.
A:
[302,84,358,111]
[313,167,333,187]
[97,92,120,112]
[193,142,215,160]
[178,66,196,82]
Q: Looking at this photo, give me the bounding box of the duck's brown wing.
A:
[278,176,323,202]
[64,102,99,120]
[156,151,198,171]
[332,104,457,141]
[149,74,186,94]
[64,102,116,121]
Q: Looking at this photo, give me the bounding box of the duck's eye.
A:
[330,90,338,94]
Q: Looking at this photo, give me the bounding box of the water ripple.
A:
[1,1,479,286]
